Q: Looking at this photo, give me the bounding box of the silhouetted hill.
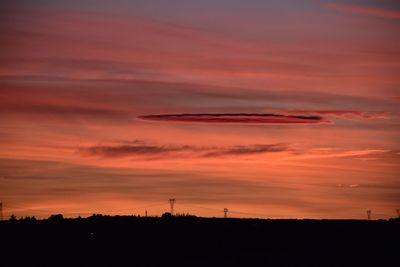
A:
[1,215,399,267]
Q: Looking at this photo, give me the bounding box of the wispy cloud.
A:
[327,3,400,19]
[0,158,310,218]
[337,183,359,188]
[284,110,390,120]
[80,142,290,159]
[82,144,197,157]
[203,144,288,157]
[80,141,394,162]
[0,103,131,124]
[138,113,331,124]
[289,148,390,160]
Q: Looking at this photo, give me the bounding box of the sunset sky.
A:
[1,0,399,219]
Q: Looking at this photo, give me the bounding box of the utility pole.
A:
[224,208,228,218]
[367,210,371,220]
[169,199,175,215]
[145,210,148,217]
[0,202,3,221]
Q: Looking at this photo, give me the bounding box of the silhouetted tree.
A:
[161,212,172,219]
[9,214,17,221]
[88,214,105,220]
[48,214,64,221]
[22,216,36,221]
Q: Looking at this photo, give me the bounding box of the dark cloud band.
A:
[138,113,330,124]
[81,142,290,158]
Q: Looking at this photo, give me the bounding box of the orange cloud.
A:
[287,148,389,161]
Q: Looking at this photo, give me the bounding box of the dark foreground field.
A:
[1,215,399,267]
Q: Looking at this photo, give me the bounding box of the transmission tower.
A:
[169,199,175,215]
[0,202,3,221]
[224,208,228,218]
[367,210,371,220]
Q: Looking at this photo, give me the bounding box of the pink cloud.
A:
[284,110,390,120]
[327,3,400,19]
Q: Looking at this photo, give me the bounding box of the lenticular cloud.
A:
[138,113,331,124]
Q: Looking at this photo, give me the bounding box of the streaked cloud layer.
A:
[327,3,400,19]
[139,113,330,124]
[80,141,290,158]
[0,0,399,219]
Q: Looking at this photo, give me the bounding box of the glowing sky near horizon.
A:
[0,0,399,219]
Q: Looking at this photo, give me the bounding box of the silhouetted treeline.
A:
[0,214,399,267]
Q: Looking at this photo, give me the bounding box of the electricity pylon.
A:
[169,199,175,215]
[224,208,228,218]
